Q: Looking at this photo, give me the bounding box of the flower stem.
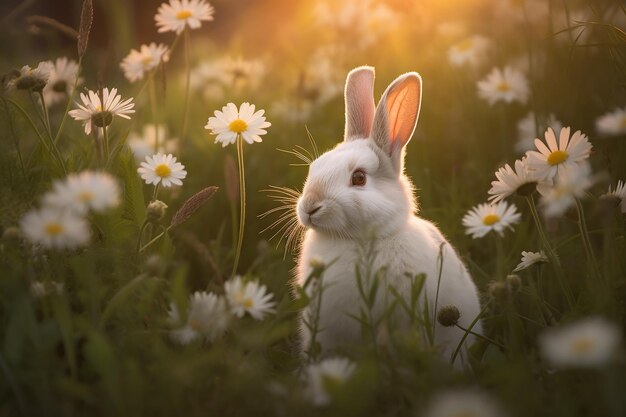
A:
[181,26,191,142]
[525,196,575,309]
[136,220,149,253]
[451,301,489,364]
[53,57,82,145]
[29,92,66,172]
[37,91,53,138]
[231,136,246,277]
[152,183,161,202]
[149,77,159,152]
[38,91,67,174]
[102,124,110,164]
[574,198,602,281]
[2,98,27,178]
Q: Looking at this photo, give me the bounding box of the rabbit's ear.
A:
[371,72,422,171]
[344,66,376,141]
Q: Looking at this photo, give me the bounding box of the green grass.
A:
[1,0,626,416]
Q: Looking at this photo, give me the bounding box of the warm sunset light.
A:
[1,0,626,416]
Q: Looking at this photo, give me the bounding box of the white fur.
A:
[295,67,482,365]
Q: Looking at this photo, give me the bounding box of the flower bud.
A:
[147,200,168,223]
[506,274,522,294]
[488,280,509,301]
[437,305,461,327]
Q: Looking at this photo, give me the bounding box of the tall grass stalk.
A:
[53,57,82,145]
[574,199,602,281]
[231,136,247,277]
[3,98,48,150]
[181,27,191,141]
[30,92,67,173]
[525,195,575,309]
[149,77,160,152]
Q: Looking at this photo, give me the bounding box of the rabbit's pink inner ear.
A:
[385,74,421,150]
[344,66,376,141]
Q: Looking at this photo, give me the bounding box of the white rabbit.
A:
[296,66,482,364]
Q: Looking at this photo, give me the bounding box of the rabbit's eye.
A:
[351,169,366,186]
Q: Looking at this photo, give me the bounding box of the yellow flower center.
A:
[176,10,193,20]
[78,191,93,202]
[229,119,248,134]
[571,338,594,355]
[456,38,474,52]
[141,55,153,66]
[547,150,569,166]
[483,214,500,226]
[243,298,254,308]
[45,222,64,236]
[497,81,511,92]
[155,163,172,178]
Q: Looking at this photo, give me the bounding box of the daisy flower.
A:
[127,124,178,163]
[189,60,227,101]
[155,0,215,34]
[488,158,541,203]
[42,57,82,106]
[303,357,356,406]
[513,251,548,272]
[525,127,592,181]
[5,62,52,92]
[601,180,626,213]
[462,201,521,239]
[205,102,271,147]
[168,291,229,345]
[515,112,563,154]
[477,66,529,106]
[68,87,135,135]
[137,153,187,187]
[540,163,594,218]
[596,107,626,137]
[423,389,505,417]
[219,55,266,90]
[120,43,170,83]
[447,35,491,68]
[539,317,622,368]
[224,276,276,320]
[43,171,120,215]
[20,207,90,250]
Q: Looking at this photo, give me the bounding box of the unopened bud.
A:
[147,200,168,222]
[488,280,509,301]
[506,274,522,293]
[437,305,461,327]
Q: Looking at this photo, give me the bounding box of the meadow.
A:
[1,0,626,416]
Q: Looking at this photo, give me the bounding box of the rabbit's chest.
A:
[298,229,434,295]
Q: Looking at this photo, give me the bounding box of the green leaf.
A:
[111,147,146,227]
